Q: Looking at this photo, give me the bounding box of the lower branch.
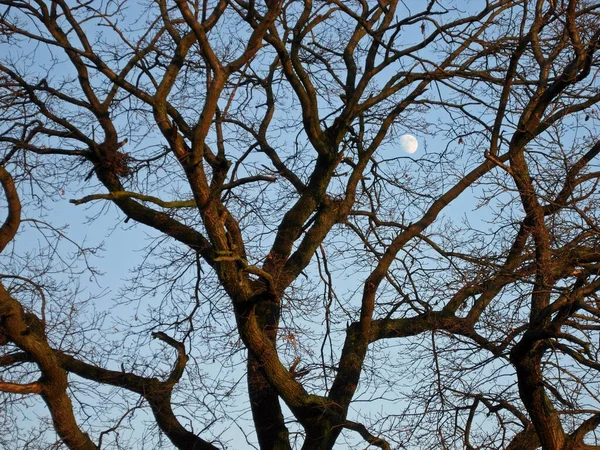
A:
[58,343,219,450]
[0,285,98,450]
[0,380,42,394]
[344,420,391,450]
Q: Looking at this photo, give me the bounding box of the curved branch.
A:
[0,285,98,450]
[151,331,188,385]
[57,350,219,450]
[0,166,20,253]
[344,420,391,450]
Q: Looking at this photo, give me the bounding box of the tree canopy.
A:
[1,0,600,449]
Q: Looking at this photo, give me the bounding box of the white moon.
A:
[399,134,418,154]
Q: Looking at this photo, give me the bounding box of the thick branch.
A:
[0,380,42,394]
[0,285,98,450]
[0,166,20,253]
[57,350,218,450]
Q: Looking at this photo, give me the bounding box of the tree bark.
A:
[247,353,292,450]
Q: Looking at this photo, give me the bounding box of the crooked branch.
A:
[70,191,196,208]
[344,420,391,450]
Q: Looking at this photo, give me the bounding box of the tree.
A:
[1,0,600,448]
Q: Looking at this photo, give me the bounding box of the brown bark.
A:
[247,353,291,450]
[0,167,95,449]
[0,285,98,450]
[57,346,219,450]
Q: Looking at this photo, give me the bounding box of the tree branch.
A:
[344,420,391,450]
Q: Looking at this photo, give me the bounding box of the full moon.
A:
[399,134,418,154]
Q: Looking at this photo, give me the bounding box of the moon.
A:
[399,134,418,154]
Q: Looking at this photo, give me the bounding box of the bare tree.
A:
[1,1,600,449]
